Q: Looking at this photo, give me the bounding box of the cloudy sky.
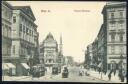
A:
[8,1,106,63]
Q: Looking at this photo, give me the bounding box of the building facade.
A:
[97,24,107,72]
[92,37,98,70]
[64,56,74,66]
[2,1,15,76]
[11,6,38,76]
[102,2,127,71]
[84,44,93,69]
[40,33,59,68]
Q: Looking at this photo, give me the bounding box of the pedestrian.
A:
[108,72,111,80]
[120,73,124,82]
[120,69,125,82]
[108,69,113,80]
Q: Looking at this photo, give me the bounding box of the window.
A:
[26,28,28,34]
[119,12,123,18]
[13,45,15,54]
[111,33,115,42]
[119,23,123,29]
[120,46,123,54]
[32,31,33,36]
[20,24,22,32]
[29,30,31,36]
[49,59,52,63]
[111,46,115,54]
[110,24,115,30]
[111,13,114,19]
[23,25,25,33]
[119,34,123,42]
[8,27,11,38]
[13,16,16,23]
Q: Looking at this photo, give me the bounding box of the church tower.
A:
[59,34,63,56]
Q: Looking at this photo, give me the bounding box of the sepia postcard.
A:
[1,1,127,83]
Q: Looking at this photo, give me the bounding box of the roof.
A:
[102,2,126,14]
[2,1,13,9]
[43,32,57,43]
[13,6,36,21]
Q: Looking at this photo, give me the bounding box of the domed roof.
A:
[46,32,54,40]
[43,32,57,43]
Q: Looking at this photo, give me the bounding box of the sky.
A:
[8,1,106,63]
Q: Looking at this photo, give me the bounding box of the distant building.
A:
[97,24,107,72]
[86,44,93,69]
[40,33,59,69]
[92,37,98,69]
[84,50,88,68]
[64,56,74,66]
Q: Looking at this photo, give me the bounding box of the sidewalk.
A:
[2,76,31,81]
[89,70,127,83]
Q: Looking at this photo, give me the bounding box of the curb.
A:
[11,76,31,81]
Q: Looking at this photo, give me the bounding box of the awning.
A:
[21,63,30,69]
[2,63,9,70]
[5,63,16,68]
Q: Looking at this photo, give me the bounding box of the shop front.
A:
[21,63,30,76]
[4,63,16,76]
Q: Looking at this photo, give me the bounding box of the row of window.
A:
[109,23,124,29]
[19,24,34,36]
[12,45,33,55]
[109,33,125,42]
[20,15,35,28]
[109,46,126,54]
[19,32,35,44]
[45,59,54,63]
[110,11,124,19]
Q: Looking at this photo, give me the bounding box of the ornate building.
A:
[40,33,59,67]
[39,33,64,70]
[11,6,39,76]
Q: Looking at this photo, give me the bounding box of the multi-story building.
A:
[102,2,126,71]
[11,6,38,76]
[92,37,98,70]
[40,33,59,69]
[97,24,107,72]
[2,1,15,76]
[85,44,93,69]
[88,44,93,67]
[33,32,40,65]
[64,56,74,66]
[84,50,88,68]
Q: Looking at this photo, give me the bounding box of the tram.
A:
[32,64,46,77]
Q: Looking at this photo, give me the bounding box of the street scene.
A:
[2,1,127,83]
